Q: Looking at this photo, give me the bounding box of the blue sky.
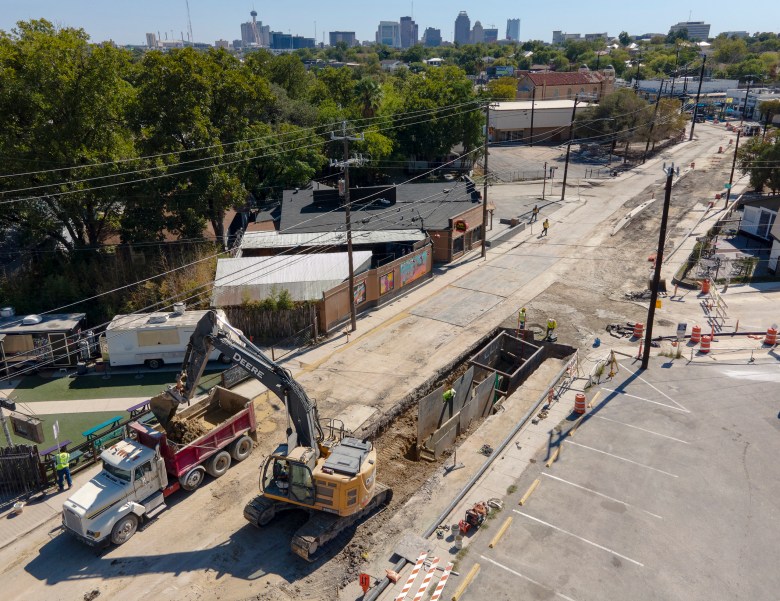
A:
[0,1,773,45]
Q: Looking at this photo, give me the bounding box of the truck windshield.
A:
[103,461,132,483]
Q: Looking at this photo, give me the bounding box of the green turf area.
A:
[10,370,223,403]
[9,410,131,450]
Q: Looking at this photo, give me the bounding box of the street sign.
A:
[676,323,687,341]
[724,183,732,189]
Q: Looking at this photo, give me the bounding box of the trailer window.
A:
[137,330,179,347]
[103,462,131,483]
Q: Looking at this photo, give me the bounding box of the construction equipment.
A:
[155,310,392,561]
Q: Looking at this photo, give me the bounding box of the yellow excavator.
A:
[151,310,391,561]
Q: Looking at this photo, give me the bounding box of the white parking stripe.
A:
[593,415,690,444]
[621,366,690,412]
[479,555,580,601]
[541,473,663,519]
[513,510,644,567]
[565,440,679,478]
[601,388,690,413]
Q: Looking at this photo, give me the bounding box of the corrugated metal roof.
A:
[212,252,373,305]
[240,229,426,250]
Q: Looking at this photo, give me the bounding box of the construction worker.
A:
[531,205,539,222]
[546,317,558,340]
[55,449,72,491]
[518,307,527,330]
[542,218,550,236]
[443,386,456,403]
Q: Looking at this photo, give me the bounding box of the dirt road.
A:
[0,124,739,601]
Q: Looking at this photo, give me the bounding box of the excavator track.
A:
[291,483,393,562]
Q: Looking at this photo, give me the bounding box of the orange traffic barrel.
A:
[574,393,586,415]
[633,322,644,338]
[701,279,711,294]
[700,335,712,353]
[691,325,702,343]
[765,328,778,346]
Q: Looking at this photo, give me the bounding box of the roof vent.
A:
[0,307,14,318]
[147,315,168,324]
[172,302,186,316]
[22,314,43,325]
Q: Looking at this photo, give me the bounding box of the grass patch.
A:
[452,545,470,573]
[507,484,518,495]
[11,370,222,402]
[8,410,130,449]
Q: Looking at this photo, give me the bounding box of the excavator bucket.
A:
[149,390,181,430]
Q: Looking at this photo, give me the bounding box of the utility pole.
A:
[331,121,364,332]
[642,163,676,370]
[560,94,579,201]
[529,87,536,147]
[740,75,758,126]
[669,45,681,98]
[689,56,707,141]
[481,102,491,258]
[725,130,741,207]
[643,80,664,163]
[542,161,547,199]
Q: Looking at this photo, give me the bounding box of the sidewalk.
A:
[0,463,100,550]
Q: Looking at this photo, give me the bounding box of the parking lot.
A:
[458,357,780,601]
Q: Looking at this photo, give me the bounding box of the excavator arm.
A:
[150,310,322,452]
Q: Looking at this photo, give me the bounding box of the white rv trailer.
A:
[100,306,231,369]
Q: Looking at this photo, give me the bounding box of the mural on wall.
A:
[354,281,366,305]
[400,250,428,287]
[379,271,394,295]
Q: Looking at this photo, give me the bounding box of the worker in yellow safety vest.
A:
[546,318,557,340]
[518,307,527,330]
[55,450,72,491]
[443,387,456,403]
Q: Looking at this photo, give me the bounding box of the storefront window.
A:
[452,235,465,256]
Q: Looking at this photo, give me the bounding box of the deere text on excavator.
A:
[153,310,392,561]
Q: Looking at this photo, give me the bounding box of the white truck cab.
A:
[62,439,168,546]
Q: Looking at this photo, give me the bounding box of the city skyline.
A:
[0,0,775,46]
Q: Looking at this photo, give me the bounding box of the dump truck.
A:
[62,386,256,547]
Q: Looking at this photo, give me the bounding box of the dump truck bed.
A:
[131,386,257,478]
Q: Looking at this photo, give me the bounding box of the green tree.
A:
[393,66,482,162]
[738,135,780,193]
[0,20,136,253]
[713,35,748,63]
[486,77,517,100]
[574,89,652,159]
[618,31,631,46]
[353,77,383,118]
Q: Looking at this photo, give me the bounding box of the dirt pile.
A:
[167,416,210,444]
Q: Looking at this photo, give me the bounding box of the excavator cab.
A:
[262,452,316,506]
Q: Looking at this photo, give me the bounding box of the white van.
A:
[100,307,231,369]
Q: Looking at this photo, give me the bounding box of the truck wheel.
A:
[179,467,205,491]
[230,436,254,462]
[205,451,232,478]
[145,358,163,370]
[110,514,138,545]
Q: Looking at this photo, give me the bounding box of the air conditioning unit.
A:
[0,307,14,318]
[147,315,168,324]
[22,314,43,325]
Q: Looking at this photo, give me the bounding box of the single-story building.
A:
[238,229,428,258]
[488,99,590,144]
[212,251,373,306]
[0,309,86,375]
[738,196,779,242]
[273,181,487,264]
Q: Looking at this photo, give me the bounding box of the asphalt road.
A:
[456,358,780,601]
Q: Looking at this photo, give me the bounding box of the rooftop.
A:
[278,182,480,234]
[0,312,85,335]
[493,99,585,111]
[240,229,426,251]
[524,71,607,86]
[106,309,225,332]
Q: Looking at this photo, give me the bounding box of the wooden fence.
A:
[0,444,46,507]
[222,304,318,343]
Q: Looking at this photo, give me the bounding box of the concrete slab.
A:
[410,288,504,327]
[452,265,529,298]
[337,404,378,433]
